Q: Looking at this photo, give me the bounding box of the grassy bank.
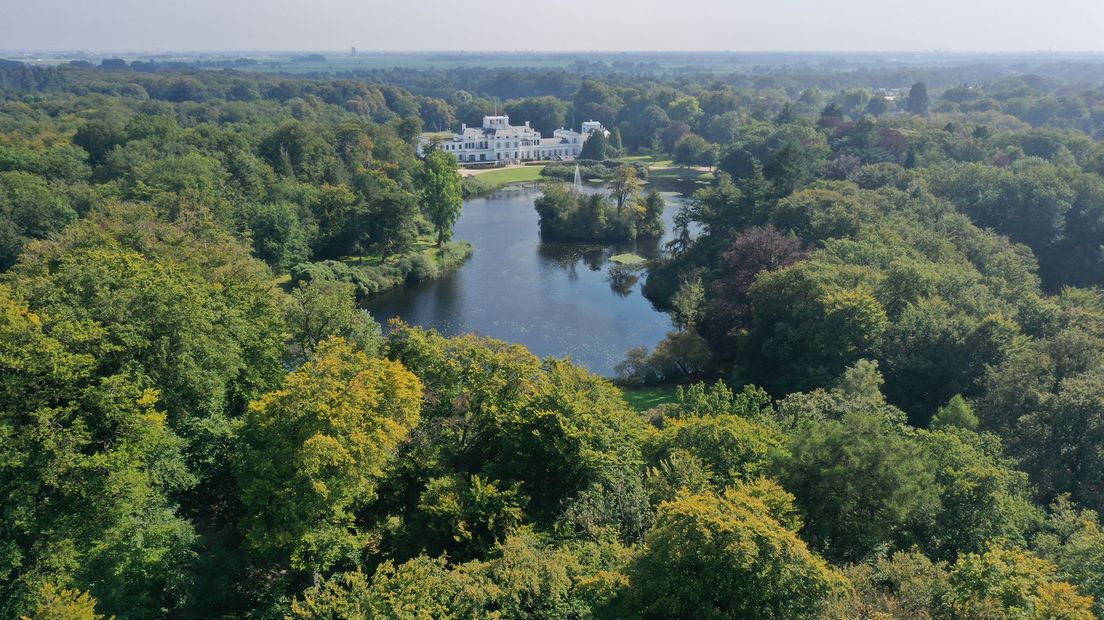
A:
[282,238,473,298]
[620,385,680,412]
[619,154,715,182]
[462,165,545,196]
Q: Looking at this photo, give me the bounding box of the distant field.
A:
[621,385,680,412]
[243,55,577,73]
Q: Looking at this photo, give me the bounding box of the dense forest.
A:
[5,57,1104,618]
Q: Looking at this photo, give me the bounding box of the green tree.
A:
[284,279,383,363]
[504,96,568,135]
[0,284,197,619]
[411,473,527,562]
[779,411,940,562]
[421,150,463,246]
[907,82,930,115]
[667,95,703,124]
[1033,496,1104,616]
[385,326,645,526]
[645,412,785,492]
[930,394,979,430]
[745,261,888,394]
[579,129,610,160]
[0,170,77,268]
[673,134,719,168]
[248,201,310,271]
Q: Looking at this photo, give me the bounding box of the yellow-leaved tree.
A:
[236,336,422,574]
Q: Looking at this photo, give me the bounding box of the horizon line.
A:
[2,48,1100,56]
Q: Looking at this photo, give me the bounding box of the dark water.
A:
[365,184,688,376]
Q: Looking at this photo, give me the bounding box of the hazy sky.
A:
[2,0,1102,53]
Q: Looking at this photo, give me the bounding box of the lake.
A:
[364,184,688,376]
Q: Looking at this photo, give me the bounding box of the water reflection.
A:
[364,184,689,376]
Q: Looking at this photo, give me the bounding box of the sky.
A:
[1,0,1102,53]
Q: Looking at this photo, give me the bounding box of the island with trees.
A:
[534,165,665,242]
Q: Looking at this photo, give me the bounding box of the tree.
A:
[1033,496,1104,614]
[649,329,712,379]
[635,189,665,238]
[10,211,288,514]
[907,82,930,115]
[660,121,692,154]
[0,284,197,620]
[365,186,420,258]
[930,394,979,430]
[702,226,805,354]
[624,484,846,619]
[608,126,623,155]
[421,150,463,246]
[744,261,888,394]
[946,545,1094,619]
[779,411,940,562]
[235,337,423,573]
[645,412,785,492]
[385,325,646,526]
[918,427,1041,560]
[703,111,742,144]
[292,533,614,619]
[1016,370,1104,513]
[504,96,568,135]
[667,95,703,124]
[284,279,383,363]
[578,129,610,160]
[0,170,77,268]
[673,134,719,168]
[22,584,109,620]
[671,276,705,329]
[866,96,889,116]
[609,165,642,215]
[409,473,526,561]
[248,201,310,271]
[826,550,951,619]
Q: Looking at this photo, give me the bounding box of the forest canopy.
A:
[3,57,1104,618]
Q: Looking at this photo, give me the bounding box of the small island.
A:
[534,165,665,242]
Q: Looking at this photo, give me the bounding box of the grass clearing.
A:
[469,165,545,186]
[621,385,681,412]
[618,154,712,183]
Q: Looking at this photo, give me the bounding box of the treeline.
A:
[0,66,473,299]
[6,212,1103,616]
[633,73,1104,613]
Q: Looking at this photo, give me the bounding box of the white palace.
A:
[421,115,607,166]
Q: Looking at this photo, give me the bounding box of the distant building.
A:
[420,115,607,166]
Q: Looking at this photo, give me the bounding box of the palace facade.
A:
[421,115,607,166]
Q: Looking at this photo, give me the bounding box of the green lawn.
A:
[619,154,675,168]
[621,385,680,412]
[470,165,545,186]
[617,155,713,182]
